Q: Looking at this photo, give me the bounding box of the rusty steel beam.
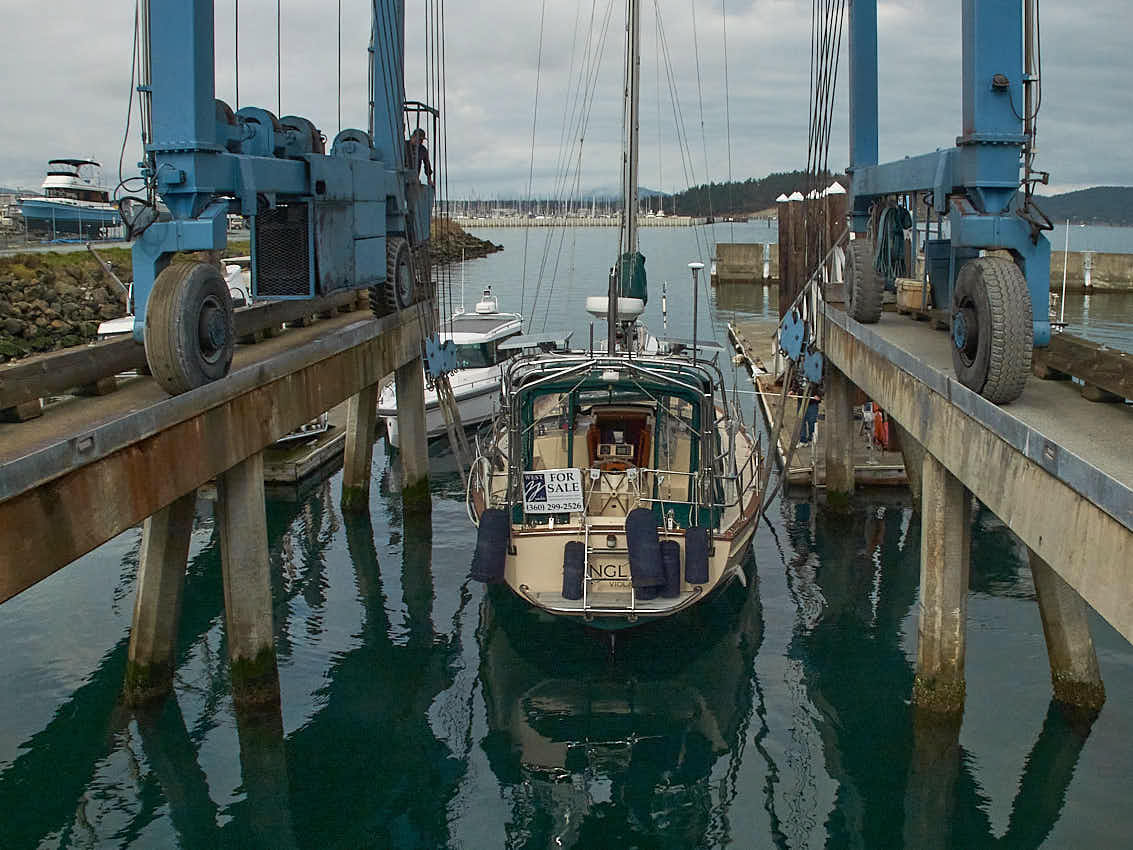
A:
[0,307,422,601]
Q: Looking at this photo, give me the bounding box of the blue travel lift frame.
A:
[847,0,1051,393]
[130,0,432,392]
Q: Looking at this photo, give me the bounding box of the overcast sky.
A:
[1,1,1129,198]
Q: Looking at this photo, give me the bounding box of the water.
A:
[1,223,1131,848]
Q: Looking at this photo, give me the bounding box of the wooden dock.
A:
[728,318,907,487]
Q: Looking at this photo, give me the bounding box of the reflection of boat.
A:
[378,287,523,448]
[18,159,120,238]
[477,553,762,847]
[466,0,763,629]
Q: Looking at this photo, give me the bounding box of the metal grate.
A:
[254,203,311,297]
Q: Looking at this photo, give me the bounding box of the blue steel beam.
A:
[848,0,879,233]
[846,0,1051,347]
[133,0,421,344]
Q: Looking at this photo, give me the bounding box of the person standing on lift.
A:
[406,128,434,187]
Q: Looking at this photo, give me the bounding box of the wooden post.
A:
[777,199,791,316]
[1030,550,1106,710]
[824,366,856,503]
[124,490,198,705]
[395,357,430,513]
[341,384,380,514]
[216,451,280,706]
[913,452,971,714]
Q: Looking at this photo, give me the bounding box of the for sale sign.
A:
[523,468,584,513]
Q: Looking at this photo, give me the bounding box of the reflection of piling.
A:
[903,708,962,850]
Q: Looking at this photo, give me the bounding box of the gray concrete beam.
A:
[341,383,380,514]
[0,310,422,600]
[914,453,972,714]
[1030,550,1106,710]
[124,491,198,706]
[216,452,279,707]
[824,366,856,502]
[822,314,1133,644]
[891,421,926,513]
[395,358,430,513]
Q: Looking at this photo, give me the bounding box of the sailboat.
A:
[465,0,764,628]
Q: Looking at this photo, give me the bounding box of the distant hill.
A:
[671,171,820,218]
[670,176,1132,226]
[1035,187,1133,226]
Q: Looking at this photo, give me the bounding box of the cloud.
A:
[1,1,1129,196]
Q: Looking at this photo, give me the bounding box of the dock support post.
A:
[824,366,856,504]
[395,357,430,514]
[124,490,197,706]
[891,420,925,513]
[341,384,380,514]
[1030,550,1106,710]
[913,452,971,714]
[216,451,280,707]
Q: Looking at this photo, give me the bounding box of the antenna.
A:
[688,262,704,359]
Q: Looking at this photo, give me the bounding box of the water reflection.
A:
[780,496,1098,848]
[477,553,765,848]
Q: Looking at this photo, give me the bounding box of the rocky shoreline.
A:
[0,221,502,363]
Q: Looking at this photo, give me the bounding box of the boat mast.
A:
[611,0,641,353]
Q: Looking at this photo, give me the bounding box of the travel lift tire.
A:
[845,238,883,324]
[145,261,235,395]
[950,256,1033,404]
[370,236,415,319]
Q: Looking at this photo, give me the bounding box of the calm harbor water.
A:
[1,223,1131,848]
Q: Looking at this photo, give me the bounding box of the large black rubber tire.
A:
[144,262,235,395]
[846,238,883,324]
[950,256,1033,404]
[370,236,414,319]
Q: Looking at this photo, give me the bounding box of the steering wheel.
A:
[597,459,632,473]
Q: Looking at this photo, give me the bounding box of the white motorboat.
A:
[377,287,523,448]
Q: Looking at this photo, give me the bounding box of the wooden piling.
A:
[341,384,380,513]
[913,453,971,714]
[124,490,197,706]
[216,451,280,706]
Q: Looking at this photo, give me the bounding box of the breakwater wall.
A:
[1050,251,1133,291]
[452,215,707,227]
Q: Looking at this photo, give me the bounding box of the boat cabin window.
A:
[45,187,108,203]
[453,332,523,369]
[585,410,652,471]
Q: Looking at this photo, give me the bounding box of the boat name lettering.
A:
[588,563,630,580]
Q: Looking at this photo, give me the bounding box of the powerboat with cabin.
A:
[465,0,763,629]
[18,159,120,239]
[378,287,523,448]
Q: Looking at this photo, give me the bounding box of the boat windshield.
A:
[454,342,493,369]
